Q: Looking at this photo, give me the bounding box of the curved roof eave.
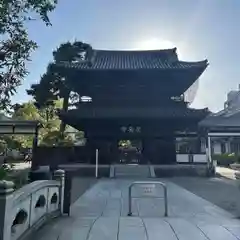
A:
[55,59,208,71]
[94,47,177,53]
[53,48,208,71]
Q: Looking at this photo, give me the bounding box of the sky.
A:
[12,0,240,112]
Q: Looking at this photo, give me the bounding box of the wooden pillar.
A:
[207,135,212,169]
[110,138,118,164]
[31,125,39,170]
[86,137,97,164]
[167,135,177,164]
[142,138,150,164]
[144,138,156,164]
[98,138,108,164]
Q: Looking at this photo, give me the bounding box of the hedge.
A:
[212,154,240,167]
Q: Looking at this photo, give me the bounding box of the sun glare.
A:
[134,38,183,58]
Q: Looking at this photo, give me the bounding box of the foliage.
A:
[0,167,7,180]
[0,164,29,189]
[0,163,13,180]
[0,138,6,152]
[9,102,41,148]
[1,135,22,149]
[40,130,74,146]
[10,100,76,147]
[27,41,90,136]
[212,153,239,166]
[12,99,62,124]
[12,101,40,120]
[12,100,61,145]
[119,140,132,148]
[0,99,80,150]
[26,72,58,118]
[0,0,58,110]
[75,131,84,140]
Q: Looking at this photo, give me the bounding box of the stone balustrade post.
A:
[0,180,15,240]
[53,169,65,214]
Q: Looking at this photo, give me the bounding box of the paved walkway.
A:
[216,166,236,180]
[36,179,240,240]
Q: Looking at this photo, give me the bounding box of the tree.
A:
[12,101,40,121]
[10,101,41,148]
[40,130,75,146]
[26,72,57,119]
[11,100,75,147]
[13,100,59,128]
[27,41,90,137]
[1,100,80,148]
[0,0,58,110]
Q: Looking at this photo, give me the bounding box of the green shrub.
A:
[0,164,28,189]
[0,167,8,180]
[212,154,238,166]
[236,155,240,163]
[0,164,13,180]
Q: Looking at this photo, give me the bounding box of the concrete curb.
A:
[110,165,115,178]
[149,165,156,178]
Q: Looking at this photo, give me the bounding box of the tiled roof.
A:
[199,107,240,128]
[0,114,39,126]
[56,48,208,70]
[60,107,209,119]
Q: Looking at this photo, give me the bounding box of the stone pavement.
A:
[35,179,240,240]
[216,166,236,180]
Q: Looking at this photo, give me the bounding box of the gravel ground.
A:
[169,176,240,218]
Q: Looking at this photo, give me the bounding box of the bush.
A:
[0,164,13,180]
[0,164,28,189]
[0,167,8,180]
[212,154,238,166]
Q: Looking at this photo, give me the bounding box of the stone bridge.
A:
[0,170,65,240]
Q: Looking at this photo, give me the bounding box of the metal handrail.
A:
[127,181,168,217]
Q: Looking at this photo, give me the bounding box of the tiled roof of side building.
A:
[199,108,240,128]
[56,48,209,70]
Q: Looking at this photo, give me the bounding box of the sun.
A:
[135,38,175,50]
[133,38,183,58]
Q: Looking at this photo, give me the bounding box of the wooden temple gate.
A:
[55,47,209,165]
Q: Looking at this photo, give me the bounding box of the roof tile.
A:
[56,48,208,70]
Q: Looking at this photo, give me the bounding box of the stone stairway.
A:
[111,164,154,178]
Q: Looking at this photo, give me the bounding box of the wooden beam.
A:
[208,132,240,137]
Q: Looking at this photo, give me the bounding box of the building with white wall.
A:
[200,85,240,155]
[224,85,240,109]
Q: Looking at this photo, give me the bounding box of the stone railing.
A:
[0,169,65,240]
[176,154,207,163]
